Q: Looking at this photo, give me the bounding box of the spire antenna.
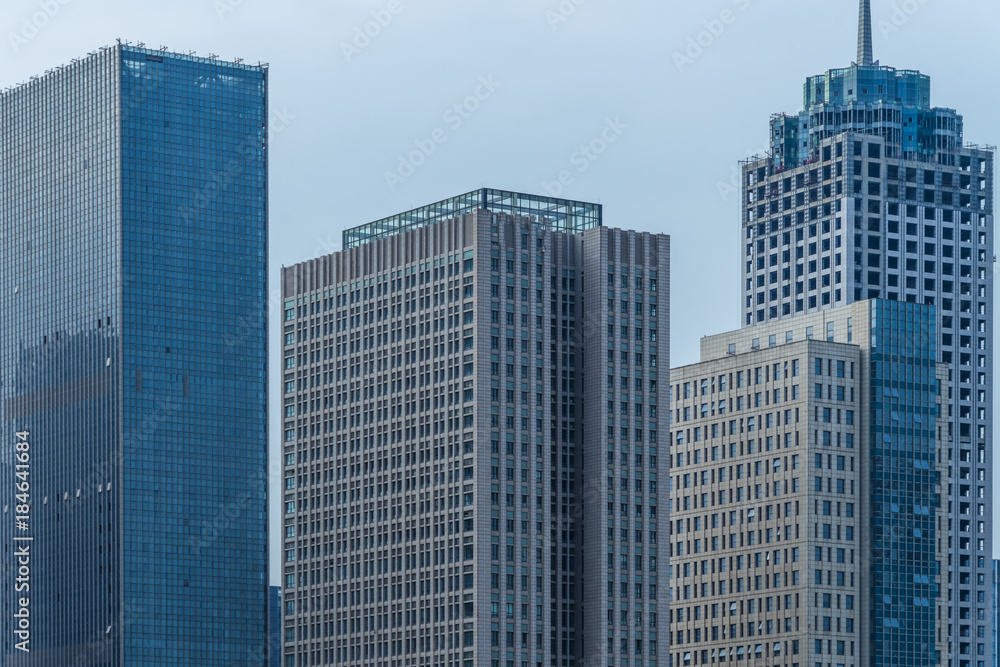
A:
[857,0,873,66]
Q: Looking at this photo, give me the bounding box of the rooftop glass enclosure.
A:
[343,188,602,248]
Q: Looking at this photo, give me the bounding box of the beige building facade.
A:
[671,301,949,667]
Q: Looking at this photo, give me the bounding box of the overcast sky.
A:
[3,0,998,580]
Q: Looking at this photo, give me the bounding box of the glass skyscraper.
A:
[270,586,283,667]
[0,45,269,665]
[866,301,942,665]
[740,3,994,664]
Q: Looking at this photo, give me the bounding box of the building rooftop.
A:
[342,188,602,249]
[1,41,265,98]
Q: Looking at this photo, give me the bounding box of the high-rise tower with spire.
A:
[740,2,995,666]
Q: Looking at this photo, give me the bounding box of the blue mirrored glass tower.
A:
[868,300,941,666]
[0,44,268,665]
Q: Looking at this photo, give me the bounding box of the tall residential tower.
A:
[280,189,670,667]
[740,4,994,665]
[0,45,269,665]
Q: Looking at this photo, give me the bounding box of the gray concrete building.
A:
[279,189,670,667]
[740,4,994,664]
[671,300,949,667]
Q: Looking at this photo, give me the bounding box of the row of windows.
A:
[607,608,659,627]
[673,644,801,665]
[603,636,659,657]
[288,273,467,326]
[605,553,659,572]
[752,138,986,186]
[676,362,802,400]
[748,275,988,308]
[676,395,802,428]
[675,479,802,512]
[606,297,655,316]
[675,570,801,601]
[748,179,988,225]
[607,526,659,546]
[757,216,985,252]
[676,458,802,486]
[605,450,658,467]
[603,579,659,601]
[609,401,659,418]
[676,620,812,645]
[675,523,808,558]
[813,569,857,590]
[675,550,801,578]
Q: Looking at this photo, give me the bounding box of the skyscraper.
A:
[994,560,999,667]
[0,45,269,665]
[280,188,670,667]
[270,586,284,667]
[739,4,994,664]
[670,300,948,667]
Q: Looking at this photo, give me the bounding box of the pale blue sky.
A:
[2,0,998,580]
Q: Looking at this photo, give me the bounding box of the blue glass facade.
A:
[772,63,962,169]
[0,45,268,665]
[869,300,940,665]
[269,586,281,667]
[0,47,122,666]
[769,5,963,170]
